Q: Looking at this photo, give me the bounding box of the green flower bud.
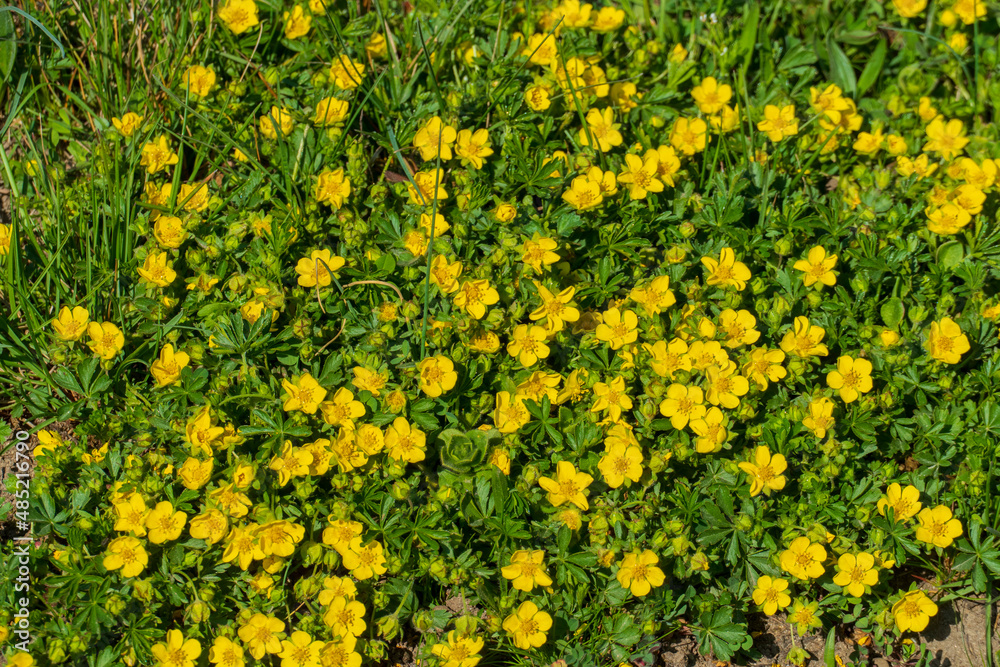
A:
[377,615,401,640]
[413,610,435,632]
[806,292,823,308]
[48,638,69,664]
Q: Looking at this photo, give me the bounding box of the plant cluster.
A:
[2,0,1000,666]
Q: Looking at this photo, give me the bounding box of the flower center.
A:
[558,480,580,498]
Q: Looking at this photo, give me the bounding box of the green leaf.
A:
[824,626,837,667]
[936,240,964,270]
[881,297,905,328]
[857,39,887,96]
[826,38,857,96]
[0,11,15,83]
[738,4,760,71]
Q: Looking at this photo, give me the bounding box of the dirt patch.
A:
[0,416,76,537]
[919,598,1000,667]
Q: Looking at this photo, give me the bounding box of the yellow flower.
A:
[779,536,827,580]
[616,549,666,596]
[926,317,970,364]
[692,76,732,114]
[52,306,90,341]
[154,215,187,249]
[538,460,594,510]
[802,397,835,438]
[709,104,740,133]
[501,549,553,591]
[718,309,759,348]
[152,630,201,667]
[598,440,643,487]
[658,383,706,430]
[385,417,426,463]
[644,338,691,379]
[507,324,550,367]
[738,446,787,497]
[366,32,387,57]
[522,33,558,66]
[892,0,928,16]
[178,182,209,212]
[33,429,65,458]
[793,246,838,287]
[418,355,458,397]
[113,494,149,536]
[140,135,179,174]
[591,5,624,31]
[283,5,311,40]
[923,117,969,159]
[238,614,284,659]
[669,43,688,62]
[853,128,884,155]
[757,104,799,141]
[431,632,484,667]
[877,483,922,521]
[503,600,553,649]
[530,283,580,333]
[454,128,493,169]
[145,500,187,544]
[701,247,751,291]
[925,203,972,235]
[208,637,245,667]
[617,153,664,200]
[150,344,190,387]
[217,0,260,34]
[282,373,327,414]
[703,362,747,408]
[103,535,149,577]
[111,111,144,137]
[525,85,552,111]
[494,391,531,433]
[951,0,987,24]
[351,366,386,396]
[595,307,638,349]
[579,107,623,151]
[752,576,791,615]
[429,255,462,294]
[295,249,345,288]
[329,54,365,89]
[342,537,387,579]
[314,168,352,209]
[562,175,604,211]
[810,84,849,122]
[322,519,364,554]
[186,405,223,456]
[407,168,447,205]
[182,65,216,98]
[0,222,11,255]
[669,117,708,155]
[915,505,963,548]
[87,321,124,360]
[832,553,878,597]
[488,448,511,475]
[893,590,938,632]
[260,106,295,140]
[520,235,560,273]
[826,355,874,403]
[689,406,727,453]
[189,509,228,545]
[413,116,457,161]
[177,457,213,490]
[780,316,829,358]
[313,97,349,127]
[591,375,633,423]
[453,279,499,319]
